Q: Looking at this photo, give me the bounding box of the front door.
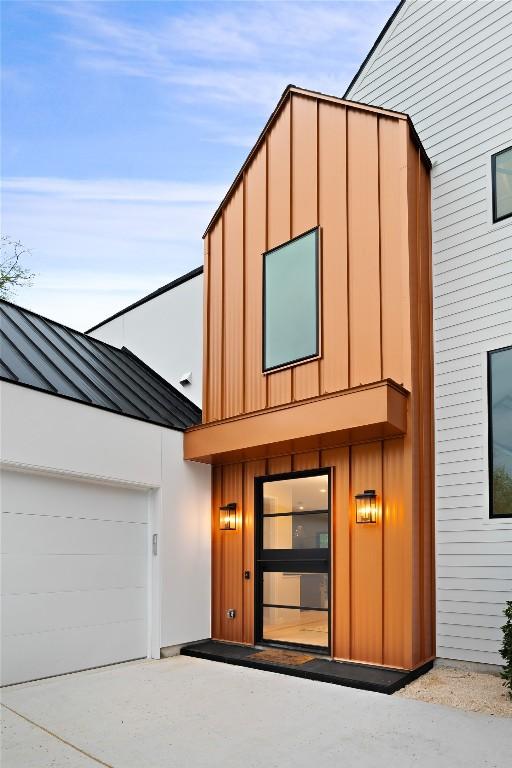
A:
[255,469,330,653]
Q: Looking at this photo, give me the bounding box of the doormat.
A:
[247,649,316,665]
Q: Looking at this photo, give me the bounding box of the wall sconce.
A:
[219,502,237,530]
[355,490,377,524]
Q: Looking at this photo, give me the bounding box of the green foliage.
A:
[0,235,35,299]
[500,601,512,699]
[493,466,512,517]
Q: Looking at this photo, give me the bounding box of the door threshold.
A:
[180,639,432,695]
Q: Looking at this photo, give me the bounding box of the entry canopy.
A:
[184,379,408,464]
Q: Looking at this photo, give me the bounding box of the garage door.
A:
[1,470,149,686]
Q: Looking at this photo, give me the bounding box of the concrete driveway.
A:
[1,656,510,768]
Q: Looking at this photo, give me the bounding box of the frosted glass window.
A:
[263,228,319,372]
[492,147,512,222]
[489,345,512,517]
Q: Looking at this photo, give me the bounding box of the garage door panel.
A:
[1,470,150,685]
[2,554,147,595]
[1,472,148,524]
[1,619,147,686]
[2,512,147,556]
[2,587,146,637]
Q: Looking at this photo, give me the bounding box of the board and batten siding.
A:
[202,89,431,422]
[346,0,512,666]
[199,86,435,671]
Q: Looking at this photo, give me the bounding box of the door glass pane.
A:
[263,572,328,609]
[263,474,329,549]
[263,513,328,549]
[490,346,512,516]
[263,607,328,648]
[263,474,328,514]
[264,229,318,371]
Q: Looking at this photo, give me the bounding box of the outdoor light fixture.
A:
[355,490,377,524]
[219,502,237,530]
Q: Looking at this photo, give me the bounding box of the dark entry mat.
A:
[180,640,433,695]
[246,648,316,665]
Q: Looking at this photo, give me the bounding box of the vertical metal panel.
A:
[292,450,319,472]
[407,138,423,666]
[318,102,349,394]
[379,117,406,385]
[219,464,243,643]
[267,100,292,406]
[418,158,435,662]
[242,459,266,644]
[223,186,244,418]
[211,465,222,639]
[382,438,408,667]
[207,219,223,421]
[347,109,381,386]
[291,94,320,402]
[202,236,210,421]
[350,441,383,664]
[244,146,267,413]
[267,455,292,475]
[322,447,350,660]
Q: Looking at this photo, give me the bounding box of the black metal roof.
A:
[0,299,202,431]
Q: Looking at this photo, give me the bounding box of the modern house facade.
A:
[184,86,435,672]
[345,0,512,668]
[2,0,510,689]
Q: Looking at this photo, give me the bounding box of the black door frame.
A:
[254,467,331,654]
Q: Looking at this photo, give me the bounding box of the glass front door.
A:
[255,470,330,653]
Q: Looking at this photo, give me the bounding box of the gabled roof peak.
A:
[203,83,428,238]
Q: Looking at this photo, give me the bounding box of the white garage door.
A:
[1,471,149,686]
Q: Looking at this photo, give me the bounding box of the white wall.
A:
[0,382,211,653]
[89,272,203,407]
[346,0,512,665]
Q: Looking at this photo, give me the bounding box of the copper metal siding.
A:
[267,100,293,407]
[347,109,381,387]
[318,102,349,394]
[291,95,320,402]
[205,93,434,670]
[223,186,244,418]
[202,96,426,423]
[350,442,384,664]
[244,146,267,413]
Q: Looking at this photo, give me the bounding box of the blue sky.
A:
[2,0,395,330]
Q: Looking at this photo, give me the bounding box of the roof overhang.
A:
[184,380,408,464]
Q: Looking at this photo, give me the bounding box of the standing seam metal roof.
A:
[0,299,202,431]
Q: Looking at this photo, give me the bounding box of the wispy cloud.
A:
[53,1,394,111]
[3,1,395,330]
[3,177,227,203]
[2,176,224,328]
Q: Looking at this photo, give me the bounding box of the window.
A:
[263,228,319,372]
[492,147,512,223]
[488,345,512,518]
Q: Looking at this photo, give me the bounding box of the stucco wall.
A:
[89,272,203,407]
[0,381,211,651]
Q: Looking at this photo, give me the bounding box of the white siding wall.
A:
[89,272,203,407]
[347,0,512,665]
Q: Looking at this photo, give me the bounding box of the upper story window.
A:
[488,345,512,518]
[492,147,512,223]
[263,228,319,373]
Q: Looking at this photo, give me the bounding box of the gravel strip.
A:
[395,666,512,717]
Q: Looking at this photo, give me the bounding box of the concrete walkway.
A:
[1,656,510,767]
